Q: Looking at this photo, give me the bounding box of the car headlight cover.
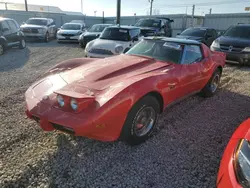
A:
[115,45,124,54]
[211,40,220,48]
[234,139,250,188]
[243,47,250,52]
[70,98,78,111]
[57,95,65,107]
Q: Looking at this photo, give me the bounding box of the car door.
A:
[1,21,12,45]
[6,20,19,44]
[179,45,205,96]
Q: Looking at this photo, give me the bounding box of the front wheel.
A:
[19,39,26,49]
[44,32,49,42]
[200,69,221,97]
[120,95,160,145]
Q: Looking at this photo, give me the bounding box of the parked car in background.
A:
[25,37,225,145]
[217,119,250,188]
[211,24,250,65]
[85,26,141,58]
[57,22,86,43]
[135,17,173,37]
[79,24,112,48]
[0,18,26,55]
[20,18,57,42]
[176,27,217,46]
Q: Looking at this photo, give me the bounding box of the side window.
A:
[182,45,203,64]
[206,29,213,37]
[7,20,18,32]
[13,20,20,29]
[129,29,140,39]
[212,29,217,37]
[1,21,11,34]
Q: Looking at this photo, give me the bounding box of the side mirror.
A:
[177,33,180,35]
[133,37,139,42]
[22,22,26,25]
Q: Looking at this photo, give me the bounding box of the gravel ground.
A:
[0,41,250,188]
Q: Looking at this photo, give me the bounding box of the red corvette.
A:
[217,119,250,188]
[25,37,226,145]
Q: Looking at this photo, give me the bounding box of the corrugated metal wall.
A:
[204,13,250,31]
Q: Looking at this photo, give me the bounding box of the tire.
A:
[0,43,4,55]
[200,69,221,97]
[120,95,160,145]
[80,42,86,48]
[19,39,26,49]
[44,32,49,42]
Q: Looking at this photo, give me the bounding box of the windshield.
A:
[89,25,108,32]
[223,26,250,39]
[62,24,81,30]
[100,28,130,41]
[26,19,48,26]
[135,19,160,28]
[127,40,183,64]
[180,28,206,37]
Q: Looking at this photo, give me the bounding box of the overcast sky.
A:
[2,0,250,16]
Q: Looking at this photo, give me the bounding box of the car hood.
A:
[60,55,172,90]
[83,32,101,37]
[176,35,203,41]
[89,39,130,50]
[217,36,250,47]
[21,24,46,29]
[58,29,81,34]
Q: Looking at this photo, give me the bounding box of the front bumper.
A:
[211,47,250,64]
[57,35,80,42]
[23,33,46,39]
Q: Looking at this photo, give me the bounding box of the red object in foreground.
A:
[25,38,226,144]
[217,119,250,188]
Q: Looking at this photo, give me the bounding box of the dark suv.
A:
[0,18,26,55]
[135,17,173,37]
[211,24,250,65]
[177,27,217,47]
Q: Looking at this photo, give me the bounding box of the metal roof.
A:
[144,37,201,45]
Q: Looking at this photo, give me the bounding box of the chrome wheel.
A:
[210,74,220,93]
[134,106,156,137]
[0,44,3,55]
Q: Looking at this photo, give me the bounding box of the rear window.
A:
[180,28,206,37]
[223,26,250,39]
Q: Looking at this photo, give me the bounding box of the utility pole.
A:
[24,0,28,11]
[81,0,83,13]
[116,0,121,25]
[191,4,195,27]
[149,0,154,16]
[209,8,212,14]
[102,11,105,24]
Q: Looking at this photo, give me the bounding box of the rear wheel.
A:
[0,43,4,55]
[200,69,221,97]
[120,95,160,145]
[19,39,26,49]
